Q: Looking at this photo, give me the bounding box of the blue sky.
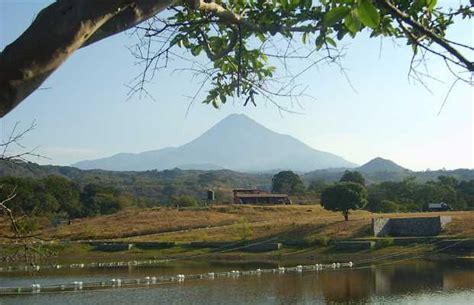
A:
[0,0,472,171]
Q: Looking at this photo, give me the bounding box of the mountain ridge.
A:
[357,157,409,173]
[73,114,357,172]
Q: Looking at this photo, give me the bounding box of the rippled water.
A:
[0,259,473,304]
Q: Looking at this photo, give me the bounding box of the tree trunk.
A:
[0,0,176,117]
[343,211,349,221]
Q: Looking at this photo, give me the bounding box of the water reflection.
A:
[0,259,473,304]
[320,270,372,302]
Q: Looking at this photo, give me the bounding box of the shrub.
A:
[378,200,400,213]
[234,219,253,241]
[318,236,330,246]
[375,238,394,249]
[170,195,198,207]
[15,216,40,235]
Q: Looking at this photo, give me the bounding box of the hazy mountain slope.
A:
[357,157,408,173]
[73,114,357,172]
[304,157,412,183]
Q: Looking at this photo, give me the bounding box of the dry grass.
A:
[10,205,470,243]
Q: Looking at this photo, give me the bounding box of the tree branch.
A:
[197,27,239,61]
[198,1,320,34]
[0,0,471,118]
[0,0,177,118]
[377,0,473,72]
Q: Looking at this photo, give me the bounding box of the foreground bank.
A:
[1,205,473,267]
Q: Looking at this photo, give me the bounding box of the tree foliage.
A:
[170,194,199,207]
[307,178,329,194]
[321,181,368,220]
[80,184,128,216]
[271,170,305,194]
[339,170,366,185]
[374,199,400,212]
[0,0,472,116]
[0,176,130,219]
[367,176,470,212]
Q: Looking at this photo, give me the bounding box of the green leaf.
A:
[426,0,437,11]
[336,29,347,40]
[344,10,361,34]
[302,32,309,44]
[256,33,266,43]
[356,0,380,29]
[315,35,325,50]
[191,45,202,56]
[220,94,227,104]
[326,37,337,47]
[323,6,351,27]
[412,0,426,11]
[290,0,300,8]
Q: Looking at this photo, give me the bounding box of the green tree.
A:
[437,176,459,189]
[170,195,199,207]
[458,180,474,209]
[339,170,366,186]
[308,179,328,193]
[80,184,124,216]
[366,176,470,212]
[0,177,60,216]
[321,182,368,221]
[1,1,471,117]
[367,178,421,212]
[43,175,81,218]
[375,199,399,213]
[271,171,305,195]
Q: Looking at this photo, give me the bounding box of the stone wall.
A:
[372,216,452,237]
[372,218,391,237]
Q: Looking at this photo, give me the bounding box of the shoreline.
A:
[1,238,472,270]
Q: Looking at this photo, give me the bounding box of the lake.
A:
[0,259,473,304]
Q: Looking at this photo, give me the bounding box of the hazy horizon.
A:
[29,113,474,172]
[0,0,472,171]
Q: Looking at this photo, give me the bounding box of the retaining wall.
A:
[372,216,452,237]
[333,241,375,251]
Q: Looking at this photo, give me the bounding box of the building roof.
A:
[428,202,448,207]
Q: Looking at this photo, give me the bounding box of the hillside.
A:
[304,158,474,184]
[1,158,473,205]
[25,205,474,241]
[0,160,272,204]
[357,157,408,173]
[73,114,357,172]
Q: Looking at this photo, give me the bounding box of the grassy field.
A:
[1,205,472,266]
[21,205,474,243]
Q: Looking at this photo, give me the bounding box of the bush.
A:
[375,238,394,249]
[271,171,305,195]
[170,195,198,207]
[15,216,41,235]
[378,200,400,213]
[318,236,330,246]
[234,219,253,241]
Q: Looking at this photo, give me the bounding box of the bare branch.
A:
[377,0,473,72]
